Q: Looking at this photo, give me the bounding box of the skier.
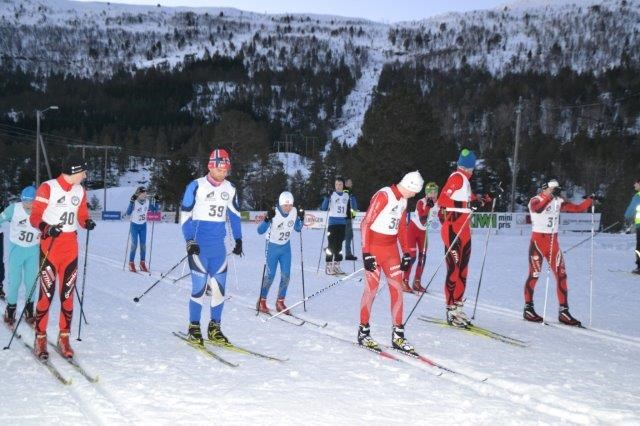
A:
[358,171,423,353]
[437,149,489,327]
[402,181,439,293]
[321,177,350,275]
[180,148,243,346]
[29,155,96,359]
[125,186,159,272]
[0,226,4,300]
[343,178,359,261]
[0,186,41,327]
[256,191,304,314]
[522,179,593,326]
[624,178,640,274]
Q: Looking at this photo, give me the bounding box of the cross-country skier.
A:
[522,179,593,326]
[125,186,159,272]
[256,191,304,314]
[180,148,243,346]
[0,186,41,327]
[0,225,4,300]
[343,178,359,261]
[358,171,423,354]
[29,155,96,359]
[402,181,439,293]
[624,178,640,274]
[437,149,490,327]
[321,178,351,275]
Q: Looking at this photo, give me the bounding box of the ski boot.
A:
[187,322,204,346]
[128,261,137,273]
[34,333,48,360]
[345,254,358,261]
[325,262,336,276]
[57,331,74,358]
[333,262,345,275]
[207,321,229,345]
[392,325,416,355]
[523,302,543,323]
[256,297,270,314]
[357,323,379,350]
[446,302,471,328]
[24,302,35,326]
[558,305,582,327]
[400,278,414,294]
[275,298,291,316]
[412,279,426,293]
[3,303,16,327]
[139,261,149,273]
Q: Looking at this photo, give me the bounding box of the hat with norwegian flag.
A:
[208,148,231,170]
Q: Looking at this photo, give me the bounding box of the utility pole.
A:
[68,144,121,211]
[35,106,58,186]
[509,97,523,212]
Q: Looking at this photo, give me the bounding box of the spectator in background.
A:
[624,178,640,274]
[343,178,359,261]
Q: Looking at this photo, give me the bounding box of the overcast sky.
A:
[74,0,509,22]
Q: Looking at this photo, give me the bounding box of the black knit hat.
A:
[62,154,87,175]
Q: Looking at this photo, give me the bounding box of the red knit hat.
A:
[208,149,231,170]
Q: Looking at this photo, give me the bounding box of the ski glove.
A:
[426,198,435,208]
[552,187,562,197]
[186,240,200,256]
[400,253,412,271]
[470,200,483,210]
[297,207,305,221]
[85,219,96,231]
[265,208,276,222]
[232,239,243,256]
[130,195,137,202]
[42,223,63,238]
[363,253,377,272]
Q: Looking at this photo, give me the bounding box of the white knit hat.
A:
[399,171,424,193]
[278,191,294,206]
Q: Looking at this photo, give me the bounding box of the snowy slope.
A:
[1,221,639,423]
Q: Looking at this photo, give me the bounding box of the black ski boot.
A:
[3,303,16,327]
[24,302,35,326]
[357,323,379,350]
[392,325,416,355]
[187,322,204,346]
[207,321,229,345]
[558,305,582,327]
[523,302,543,323]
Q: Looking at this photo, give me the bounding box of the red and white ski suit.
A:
[404,197,435,283]
[360,185,409,326]
[30,175,89,335]
[524,193,592,305]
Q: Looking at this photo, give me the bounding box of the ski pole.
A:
[562,221,619,254]
[403,210,474,326]
[147,219,156,273]
[266,267,365,321]
[300,228,307,311]
[471,197,498,319]
[3,235,57,351]
[589,203,595,327]
[541,202,559,324]
[122,224,131,270]
[76,228,92,341]
[316,205,331,274]
[172,272,190,283]
[74,285,89,325]
[257,220,273,315]
[133,255,188,303]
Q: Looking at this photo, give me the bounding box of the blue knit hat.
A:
[21,186,36,201]
[457,149,477,169]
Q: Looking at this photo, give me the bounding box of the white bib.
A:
[190,178,239,222]
[530,196,563,234]
[130,199,150,225]
[410,199,438,231]
[328,192,349,218]
[41,179,85,232]
[9,203,40,247]
[267,207,297,245]
[370,187,407,235]
[446,171,472,213]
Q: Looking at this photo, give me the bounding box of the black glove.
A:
[42,223,63,238]
[232,239,243,256]
[552,187,562,197]
[363,253,377,272]
[85,219,96,231]
[154,195,160,202]
[186,240,200,255]
[264,208,276,222]
[470,200,483,210]
[297,207,305,221]
[426,198,435,208]
[400,253,412,271]
[130,195,137,202]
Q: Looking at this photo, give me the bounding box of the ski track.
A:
[1,222,639,423]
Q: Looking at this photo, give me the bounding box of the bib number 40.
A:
[59,211,75,226]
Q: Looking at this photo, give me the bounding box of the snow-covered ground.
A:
[1,221,639,424]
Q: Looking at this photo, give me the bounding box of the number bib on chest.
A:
[268,208,297,245]
[9,203,40,247]
[131,200,149,224]
[41,179,85,232]
[329,192,349,218]
[530,197,562,233]
[370,187,407,235]
[191,177,236,222]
